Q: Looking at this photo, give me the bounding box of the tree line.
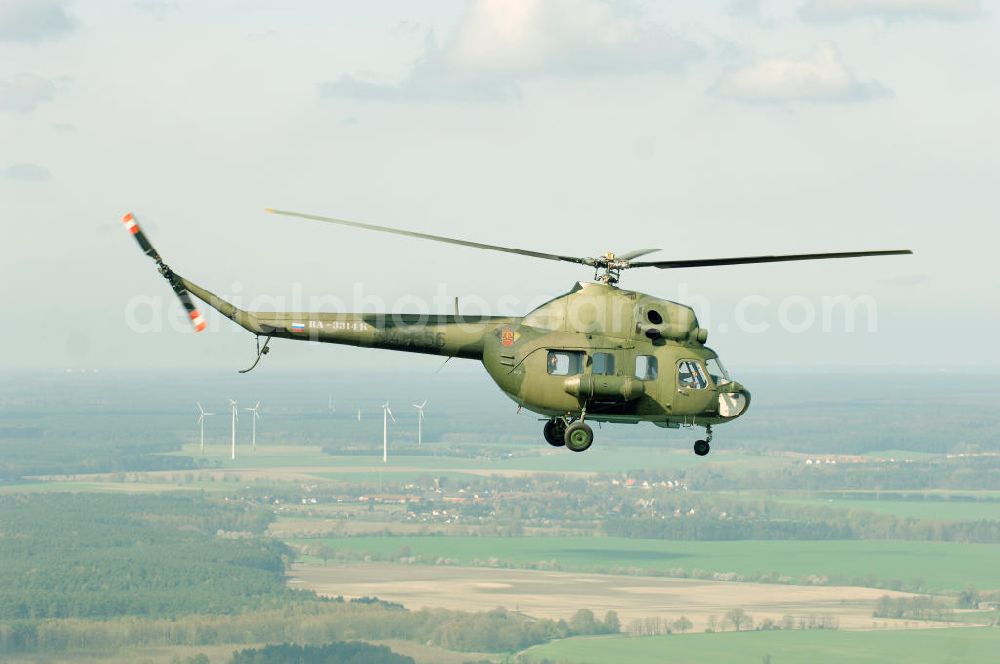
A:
[0,604,621,656]
[230,641,414,664]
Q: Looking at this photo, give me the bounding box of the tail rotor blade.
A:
[169,279,208,333]
[121,212,207,333]
[121,212,160,261]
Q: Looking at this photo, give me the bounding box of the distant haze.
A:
[1,1,997,371]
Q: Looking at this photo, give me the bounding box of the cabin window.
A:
[547,350,584,376]
[647,309,663,325]
[678,360,708,389]
[634,355,658,380]
[592,352,615,376]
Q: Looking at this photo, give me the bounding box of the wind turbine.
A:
[196,402,214,455]
[229,399,238,460]
[381,401,396,464]
[412,401,427,447]
[328,394,336,412]
[245,401,261,452]
[357,406,362,422]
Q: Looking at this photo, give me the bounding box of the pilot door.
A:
[673,358,716,416]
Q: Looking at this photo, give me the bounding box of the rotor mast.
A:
[587,252,630,286]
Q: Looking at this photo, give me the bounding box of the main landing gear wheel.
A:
[693,439,711,456]
[564,421,594,453]
[543,419,567,447]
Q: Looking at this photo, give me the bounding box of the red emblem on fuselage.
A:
[501,327,515,347]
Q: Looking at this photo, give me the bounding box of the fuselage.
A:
[182,278,750,429]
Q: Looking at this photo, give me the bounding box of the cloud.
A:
[728,0,778,27]
[800,0,984,22]
[0,74,56,112]
[321,0,703,102]
[132,0,180,13]
[5,163,51,181]
[0,0,77,42]
[729,0,765,20]
[714,43,890,103]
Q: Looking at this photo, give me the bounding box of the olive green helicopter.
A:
[122,209,911,455]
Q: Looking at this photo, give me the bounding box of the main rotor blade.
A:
[631,249,912,269]
[617,248,661,261]
[266,208,588,265]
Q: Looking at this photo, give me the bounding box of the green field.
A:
[523,628,1000,664]
[778,496,1000,521]
[174,443,780,474]
[0,480,229,494]
[314,470,486,483]
[299,535,1000,591]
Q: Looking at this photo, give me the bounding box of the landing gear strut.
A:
[543,412,595,453]
[693,425,713,457]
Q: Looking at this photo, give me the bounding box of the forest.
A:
[0,492,618,656]
[0,493,296,620]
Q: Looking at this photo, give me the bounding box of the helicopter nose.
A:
[718,384,751,419]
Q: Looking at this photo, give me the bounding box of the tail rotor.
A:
[121,212,207,332]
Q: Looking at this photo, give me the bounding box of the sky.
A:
[1,0,998,373]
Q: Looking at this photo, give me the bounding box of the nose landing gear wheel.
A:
[564,421,594,453]
[693,439,711,456]
[543,419,567,447]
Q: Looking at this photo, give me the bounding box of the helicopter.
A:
[121,209,911,455]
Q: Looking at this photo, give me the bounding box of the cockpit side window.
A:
[634,355,658,381]
[547,350,584,376]
[706,357,730,386]
[678,360,708,389]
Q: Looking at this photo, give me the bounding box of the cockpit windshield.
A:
[706,356,730,386]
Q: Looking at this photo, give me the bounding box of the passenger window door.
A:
[592,352,615,376]
[547,350,584,376]
[634,355,658,381]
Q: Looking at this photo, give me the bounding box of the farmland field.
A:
[522,628,1000,664]
[296,535,1000,592]
[171,442,781,474]
[290,562,924,631]
[775,496,1000,522]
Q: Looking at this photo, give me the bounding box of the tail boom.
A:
[179,277,507,360]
